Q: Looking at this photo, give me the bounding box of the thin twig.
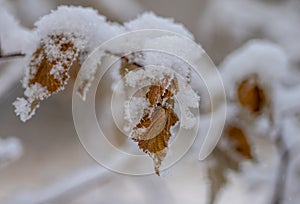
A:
[0,41,26,62]
[0,53,25,59]
[3,165,110,204]
[272,133,290,204]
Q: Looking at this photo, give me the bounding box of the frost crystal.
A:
[14,33,81,122]
[13,98,37,122]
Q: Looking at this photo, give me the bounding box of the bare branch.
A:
[0,41,25,62]
[272,131,290,204]
[0,52,25,59]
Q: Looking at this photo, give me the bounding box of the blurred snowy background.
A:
[1,0,300,204]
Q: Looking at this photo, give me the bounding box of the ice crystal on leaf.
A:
[13,6,124,121]
[13,33,83,122]
[132,75,179,176]
[123,66,199,175]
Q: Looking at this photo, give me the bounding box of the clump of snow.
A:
[282,116,300,150]
[124,96,150,130]
[176,82,199,109]
[140,35,204,79]
[124,12,194,40]
[76,50,106,100]
[35,6,125,53]
[13,83,49,122]
[24,83,50,100]
[274,85,300,118]
[13,98,35,122]
[143,35,202,63]
[0,7,34,54]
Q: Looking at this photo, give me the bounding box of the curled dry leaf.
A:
[237,74,265,114]
[225,125,253,159]
[13,33,82,122]
[132,76,179,175]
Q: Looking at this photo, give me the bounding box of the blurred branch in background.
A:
[3,165,111,204]
[197,0,300,65]
[0,137,23,168]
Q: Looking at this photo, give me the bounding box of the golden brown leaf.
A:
[226,125,253,159]
[14,33,81,122]
[28,34,78,93]
[135,106,167,139]
[132,76,179,175]
[237,75,265,114]
[134,108,178,153]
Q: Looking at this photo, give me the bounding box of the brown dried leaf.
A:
[132,76,179,175]
[14,34,80,122]
[28,34,78,93]
[135,106,167,139]
[226,125,253,159]
[237,75,265,114]
[134,108,178,153]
